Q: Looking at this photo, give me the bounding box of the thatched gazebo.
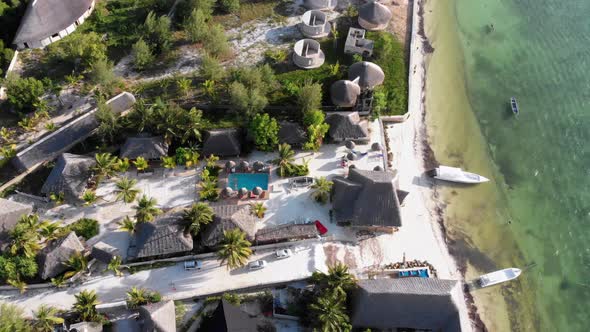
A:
[299,10,331,38]
[239,160,250,172]
[348,61,385,90]
[330,79,361,107]
[253,161,265,172]
[293,39,325,69]
[372,142,382,151]
[225,160,236,171]
[345,140,356,150]
[358,1,393,31]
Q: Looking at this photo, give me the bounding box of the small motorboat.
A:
[510,97,519,115]
[427,166,489,184]
[477,267,522,288]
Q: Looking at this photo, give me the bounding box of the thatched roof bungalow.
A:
[325,112,369,143]
[41,153,95,202]
[255,223,319,244]
[278,122,307,147]
[348,61,385,90]
[201,205,257,248]
[358,0,393,31]
[13,0,96,49]
[331,168,403,228]
[330,79,361,107]
[200,299,260,332]
[120,135,168,160]
[202,129,242,157]
[351,278,463,331]
[138,300,176,332]
[127,211,193,261]
[37,231,85,280]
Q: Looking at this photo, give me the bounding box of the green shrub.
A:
[4,75,45,112]
[203,24,231,58]
[248,113,279,151]
[46,32,107,70]
[65,218,100,240]
[185,8,208,43]
[219,0,239,13]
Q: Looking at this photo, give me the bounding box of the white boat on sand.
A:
[427,166,489,184]
[477,268,522,288]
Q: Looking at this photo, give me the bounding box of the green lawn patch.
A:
[366,31,408,115]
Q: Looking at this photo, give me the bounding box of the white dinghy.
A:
[427,166,489,184]
[477,267,522,288]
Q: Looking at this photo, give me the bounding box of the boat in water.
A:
[510,97,519,115]
[477,267,522,288]
[427,166,490,184]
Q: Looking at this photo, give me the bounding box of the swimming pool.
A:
[228,173,269,190]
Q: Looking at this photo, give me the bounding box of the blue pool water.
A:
[228,173,269,190]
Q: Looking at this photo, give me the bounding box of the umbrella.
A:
[373,165,384,171]
[345,140,356,150]
[253,161,265,172]
[252,186,263,195]
[225,160,236,169]
[239,160,250,171]
[371,142,382,151]
[222,187,234,196]
[239,187,249,196]
[347,152,357,161]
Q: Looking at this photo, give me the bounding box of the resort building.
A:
[201,205,258,248]
[37,232,85,280]
[119,135,168,160]
[351,278,463,332]
[302,0,337,10]
[278,121,307,147]
[0,198,33,249]
[299,10,331,39]
[200,299,261,332]
[127,211,193,261]
[138,300,177,332]
[90,241,120,264]
[13,0,96,50]
[331,168,403,230]
[12,92,136,172]
[293,39,325,69]
[202,128,242,158]
[255,223,319,245]
[325,112,370,143]
[344,27,374,57]
[357,0,392,31]
[348,61,385,90]
[41,153,95,202]
[330,79,362,107]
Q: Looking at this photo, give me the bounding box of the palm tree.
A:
[205,154,219,170]
[311,177,333,204]
[114,157,130,172]
[181,107,203,143]
[133,157,149,171]
[73,290,100,322]
[134,195,162,223]
[38,220,62,242]
[309,291,351,332]
[126,287,161,308]
[217,229,253,270]
[183,202,214,236]
[250,202,266,219]
[115,177,140,204]
[9,225,41,258]
[82,190,98,206]
[34,305,64,332]
[274,143,295,177]
[93,153,118,180]
[63,251,88,278]
[199,180,219,201]
[107,256,124,277]
[176,77,192,97]
[311,263,357,292]
[7,278,28,294]
[117,216,137,233]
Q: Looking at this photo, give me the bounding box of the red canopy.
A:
[315,220,328,235]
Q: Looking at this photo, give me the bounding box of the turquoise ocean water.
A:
[451,0,590,330]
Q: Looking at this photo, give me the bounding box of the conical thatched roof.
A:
[278,122,307,146]
[37,232,85,280]
[120,135,168,160]
[139,300,176,332]
[41,153,95,202]
[129,211,193,260]
[325,112,369,142]
[331,80,362,107]
[348,61,385,90]
[358,1,392,29]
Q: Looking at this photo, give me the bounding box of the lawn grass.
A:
[366,31,408,115]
